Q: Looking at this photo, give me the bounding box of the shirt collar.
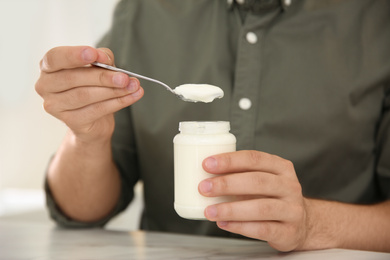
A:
[227,0,292,13]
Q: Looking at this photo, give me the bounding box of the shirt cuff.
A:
[44,176,130,229]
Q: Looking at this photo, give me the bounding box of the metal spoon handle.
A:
[91,62,174,94]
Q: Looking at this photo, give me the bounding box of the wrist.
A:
[48,129,115,183]
[68,114,116,146]
[68,129,112,149]
[64,130,113,161]
[300,198,340,251]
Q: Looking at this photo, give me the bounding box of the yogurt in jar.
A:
[173,121,236,220]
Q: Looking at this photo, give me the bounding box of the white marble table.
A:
[0,220,389,260]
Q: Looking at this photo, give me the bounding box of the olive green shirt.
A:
[46,0,390,238]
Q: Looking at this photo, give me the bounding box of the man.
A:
[35,0,390,252]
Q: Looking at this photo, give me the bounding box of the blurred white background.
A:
[0,0,118,190]
[0,0,142,229]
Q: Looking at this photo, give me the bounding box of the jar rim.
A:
[179,121,230,134]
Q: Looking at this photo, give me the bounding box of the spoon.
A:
[92,62,191,102]
[91,62,224,103]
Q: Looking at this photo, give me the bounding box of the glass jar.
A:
[173,121,236,220]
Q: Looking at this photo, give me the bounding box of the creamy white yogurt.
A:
[173,84,224,103]
[174,121,237,220]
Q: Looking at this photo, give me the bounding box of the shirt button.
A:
[227,0,233,5]
[246,32,258,44]
[284,0,292,6]
[236,0,245,4]
[239,98,252,110]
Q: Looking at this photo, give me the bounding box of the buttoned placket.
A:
[230,7,283,150]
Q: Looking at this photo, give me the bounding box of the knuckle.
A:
[282,159,295,172]
[42,100,53,113]
[258,222,273,239]
[259,201,272,216]
[284,178,302,196]
[248,150,263,165]
[220,153,232,170]
[34,78,44,96]
[63,71,77,87]
[98,70,109,86]
[65,47,78,65]
[93,101,107,116]
[74,88,91,104]
[215,176,229,194]
[221,203,234,218]
[251,173,265,188]
[291,181,302,195]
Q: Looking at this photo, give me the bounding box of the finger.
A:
[203,150,295,176]
[199,172,292,197]
[204,199,296,222]
[37,67,135,94]
[60,88,144,128]
[216,221,298,252]
[40,46,112,73]
[44,81,140,114]
[97,47,115,65]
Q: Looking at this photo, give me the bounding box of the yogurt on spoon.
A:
[173,84,224,103]
[90,63,223,103]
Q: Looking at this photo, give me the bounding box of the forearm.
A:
[47,130,121,223]
[304,198,390,252]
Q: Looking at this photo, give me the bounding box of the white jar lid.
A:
[179,121,230,134]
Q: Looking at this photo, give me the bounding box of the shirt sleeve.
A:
[44,172,133,228]
[376,83,390,199]
[44,108,140,228]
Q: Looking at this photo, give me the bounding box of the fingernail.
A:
[199,180,212,194]
[82,48,95,62]
[205,205,217,218]
[204,157,218,170]
[40,57,49,71]
[113,74,125,87]
[127,79,139,92]
[100,49,112,63]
